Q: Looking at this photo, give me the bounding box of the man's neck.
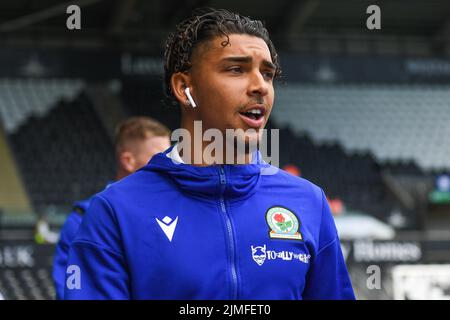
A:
[178,118,253,166]
[175,141,253,166]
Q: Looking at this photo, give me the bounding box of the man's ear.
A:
[119,151,135,174]
[171,72,193,106]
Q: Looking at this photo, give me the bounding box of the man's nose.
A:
[248,70,269,97]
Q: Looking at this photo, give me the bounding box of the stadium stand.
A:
[120,78,181,131]
[7,90,115,213]
[0,78,84,133]
[0,121,31,214]
[273,84,450,171]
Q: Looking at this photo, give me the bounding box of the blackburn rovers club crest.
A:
[266,206,302,240]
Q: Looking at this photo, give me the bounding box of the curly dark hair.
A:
[163,7,282,106]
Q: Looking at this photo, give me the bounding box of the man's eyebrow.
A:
[221,56,252,63]
[262,60,276,70]
[221,56,276,69]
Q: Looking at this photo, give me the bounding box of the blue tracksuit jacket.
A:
[64,146,355,299]
[53,199,90,300]
[53,183,113,299]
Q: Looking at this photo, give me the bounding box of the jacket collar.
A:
[144,144,270,201]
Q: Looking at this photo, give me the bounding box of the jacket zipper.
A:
[218,166,238,300]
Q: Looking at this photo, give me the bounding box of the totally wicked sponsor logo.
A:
[251,245,310,266]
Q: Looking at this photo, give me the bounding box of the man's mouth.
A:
[239,108,264,121]
[238,106,266,128]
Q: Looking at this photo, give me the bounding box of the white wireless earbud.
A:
[184,87,197,108]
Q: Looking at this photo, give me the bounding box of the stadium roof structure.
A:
[1,0,450,54]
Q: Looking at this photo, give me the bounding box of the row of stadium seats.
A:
[8,91,115,213]
[273,84,450,171]
[0,268,54,300]
[0,78,84,133]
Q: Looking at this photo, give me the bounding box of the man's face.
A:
[131,135,171,170]
[189,34,276,146]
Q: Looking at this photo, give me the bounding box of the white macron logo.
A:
[155,216,178,242]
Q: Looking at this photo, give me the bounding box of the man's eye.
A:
[228,67,243,73]
[263,71,275,80]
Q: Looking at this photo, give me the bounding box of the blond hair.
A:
[115,116,170,154]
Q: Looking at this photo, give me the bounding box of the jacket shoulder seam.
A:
[71,239,124,258]
[317,237,338,256]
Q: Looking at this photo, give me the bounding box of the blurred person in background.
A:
[52,116,171,299]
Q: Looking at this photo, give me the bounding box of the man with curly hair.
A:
[65,8,355,300]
